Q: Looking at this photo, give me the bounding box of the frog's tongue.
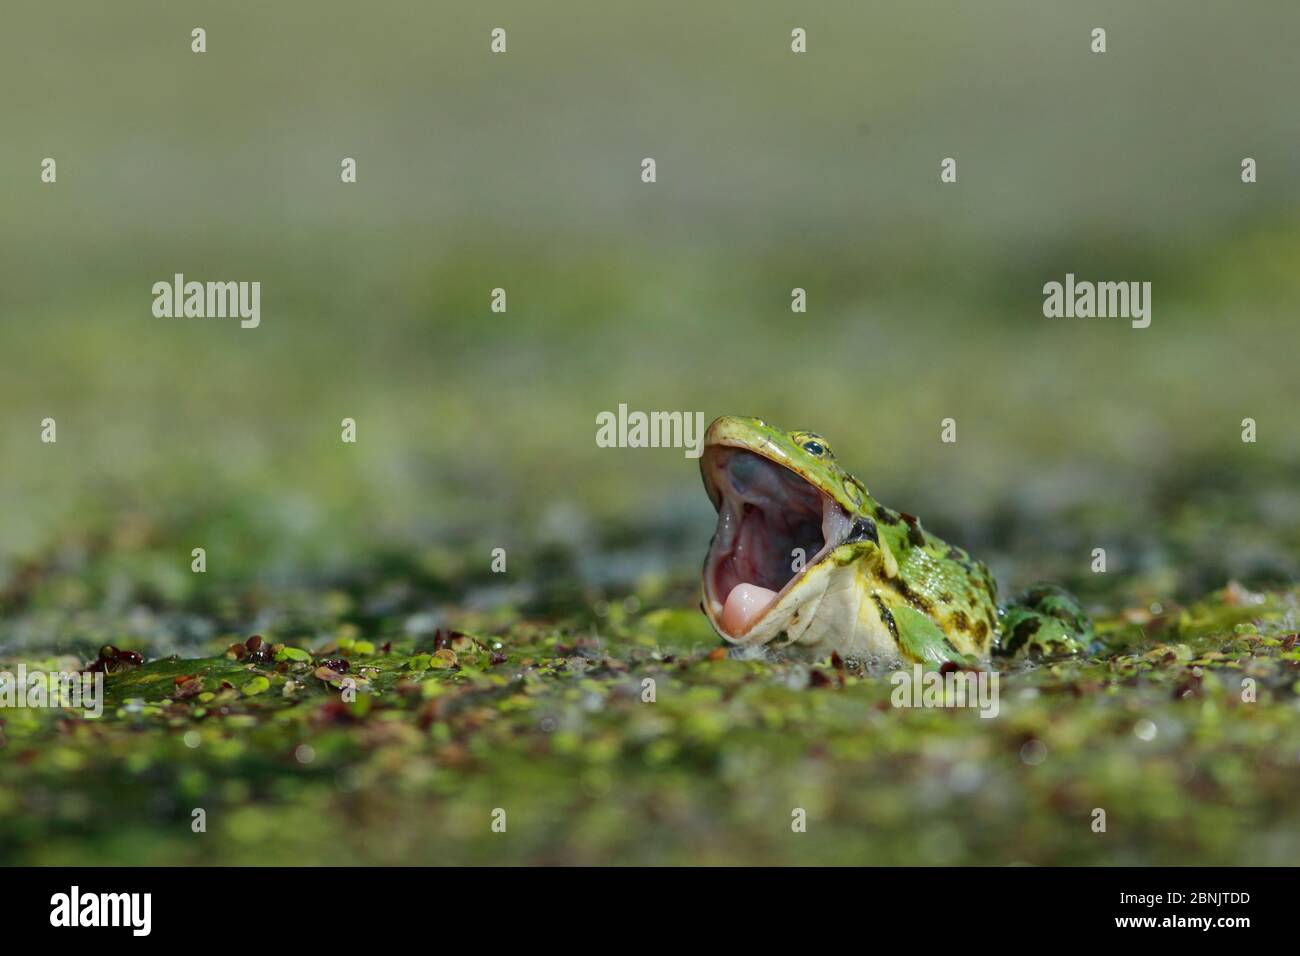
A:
[704,448,852,637]
[721,583,779,635]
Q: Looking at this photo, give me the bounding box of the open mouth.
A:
[703,447,852,638]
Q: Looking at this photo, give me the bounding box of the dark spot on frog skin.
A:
[842,478,863,506]
[845,516,879,545]
[1004,617,1042,653]
[939,591,954,603]
[899,512,926,548]
[871,593,899,642]
[889,577,934,616]
[945,546,974,566]
[978,563,996,589]
[952,610,970,631]
[974,619,989,641]
[874,505,901,525]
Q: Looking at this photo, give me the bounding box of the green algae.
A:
[2,578,1297,866]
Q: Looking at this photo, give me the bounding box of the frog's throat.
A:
[702,446,853,639]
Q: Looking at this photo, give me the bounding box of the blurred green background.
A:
[1,2,1299,865]
[3,1,1298,591]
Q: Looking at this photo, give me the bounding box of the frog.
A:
[699,415,1093,666]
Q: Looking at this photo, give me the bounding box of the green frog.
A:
[699,416,1093,666]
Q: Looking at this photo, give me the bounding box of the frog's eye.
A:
[801,439,828,457]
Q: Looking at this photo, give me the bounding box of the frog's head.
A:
[700,415,878,642]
